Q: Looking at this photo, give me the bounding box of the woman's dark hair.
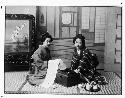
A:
[73,34,85,47]
[40,32,53,43]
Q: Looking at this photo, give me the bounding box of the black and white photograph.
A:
[0,0,124,96]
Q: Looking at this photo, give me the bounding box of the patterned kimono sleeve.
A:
[78,49,95,79]
[79,56,90,72]
[80,49,97,69]
[31,48,44,66]
[71,54,79,70]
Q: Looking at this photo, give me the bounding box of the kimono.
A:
[71,47,107,84]
[27,45,51,86]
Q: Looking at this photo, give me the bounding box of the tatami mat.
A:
[4,71,121,95]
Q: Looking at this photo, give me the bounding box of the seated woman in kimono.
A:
[70,34,107,91]
[27,32,53,86]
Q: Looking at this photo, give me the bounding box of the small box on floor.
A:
[54,69,82,87]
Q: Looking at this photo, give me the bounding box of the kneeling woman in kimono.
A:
[27,32,53,86]
[71,34,107,91]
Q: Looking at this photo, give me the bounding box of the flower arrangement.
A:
[11,23,28,43]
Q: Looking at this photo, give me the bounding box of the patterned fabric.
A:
[27,45,51,86]
[71,47,106,84]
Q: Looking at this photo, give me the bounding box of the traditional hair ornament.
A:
[41,31,49,37]
[73,34,85,48]
[39,31,53,43]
